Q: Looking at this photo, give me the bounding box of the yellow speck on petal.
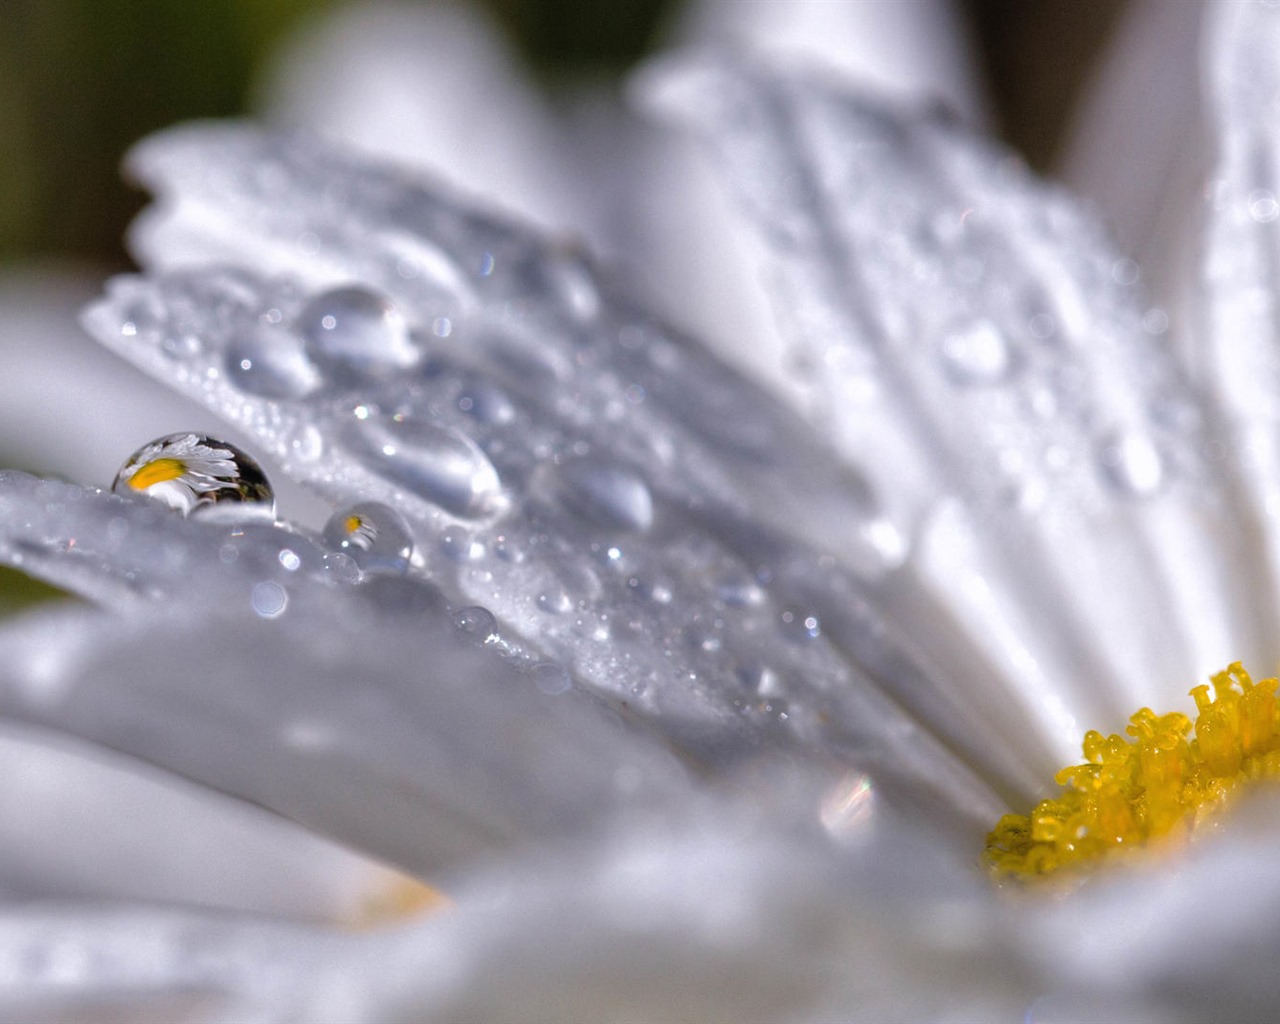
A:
[985,662,1280,882]
[344,875,452,931]
[127,457,187,490]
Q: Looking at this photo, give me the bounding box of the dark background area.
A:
[0,0,1129,270]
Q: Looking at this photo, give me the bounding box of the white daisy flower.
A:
[1,1,1279,1021]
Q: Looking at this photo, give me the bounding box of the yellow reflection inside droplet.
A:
[128,457,187,490]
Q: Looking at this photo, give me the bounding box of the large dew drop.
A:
[112,433,276,520]
[349,413,503,518]
[225,326,322,399]
[322,501,414,574]
[299,285,419,379]
[555,458,655,533]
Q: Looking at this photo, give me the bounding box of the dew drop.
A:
[440,524,485,562]
[532,662,572,695]
[224,328,321,398]
[779,609,822,642]
[537,590,573,614]
[457,381,515,424]
[251,580,288,619]
[112,433,275,520]
[322,550,362,584]
[299,286,418,378]
[939,320,1012,385]
[1250,189,1280,223]
[1098,432,1165,497]
[556,458,654,533]
[454,604,498,643]
[350,414,503,518]
[322,501,413,574]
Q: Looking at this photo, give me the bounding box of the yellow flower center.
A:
[985,662,1280,882]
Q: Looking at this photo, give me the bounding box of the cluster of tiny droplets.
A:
[985,663,1280,882]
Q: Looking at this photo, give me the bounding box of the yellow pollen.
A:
[344,515,363,534]
[985,662,1280,882]
[127,457,187,490]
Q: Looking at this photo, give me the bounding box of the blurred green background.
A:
[0,0,1127,270]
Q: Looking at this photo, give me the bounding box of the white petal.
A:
[0,593,689,878]
[647,54,1261,762]
[256,3,588,242]
[81,126,1023,821]
[0,723,393,923]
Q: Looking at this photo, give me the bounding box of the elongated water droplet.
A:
[322,501,413,574]
[299,286,418,378]
[225,327,321,398]
[556,458,654,533]
[1099,431,1165,497]
[112,433,275,519]
[350,414,503,518]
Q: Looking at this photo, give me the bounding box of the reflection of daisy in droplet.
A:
[111,431,276,518]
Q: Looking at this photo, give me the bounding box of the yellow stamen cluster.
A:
[985,662,1280,882]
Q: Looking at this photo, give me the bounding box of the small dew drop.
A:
[537,590,573,614]
[1250,189,1280,223]
[1142,308,1170,335]
[454,604,499,643]
[322,502,413,575]
[939,320,1012,385]
[112,433,275,520]
[299,286,418,378]
[440,524,485,562]
[278,548,301,572]
[532,662,572,695]
[1028,313,1056,340]
[456,382,515,424]
[1099,432,1165,498]
[1111,258,1140,286]
[251,580,288,618]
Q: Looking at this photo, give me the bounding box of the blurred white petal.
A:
[257,2,587,239]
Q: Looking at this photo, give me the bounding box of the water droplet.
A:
[299,286,418,378]
[454,605,498,643]
[322,550,361,583]
[251,580,288,618]
[350,414,503,518]
[278,548,301,572]
[532,662,572,695]
[939,321,1012,385]
[556,459,654,533]
[1099,432,1165,497]
[1111,258,1140,286]
[284,424,324,463]
[457,381,515,424]
[1142,308,1169,335]
[1250,189,1280,223]
[439,524,485,562]
[225,328,321,399]
[779,609,822,642]
[537,590,573,614]
[322,502,413,574]
[112,433,275,520]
